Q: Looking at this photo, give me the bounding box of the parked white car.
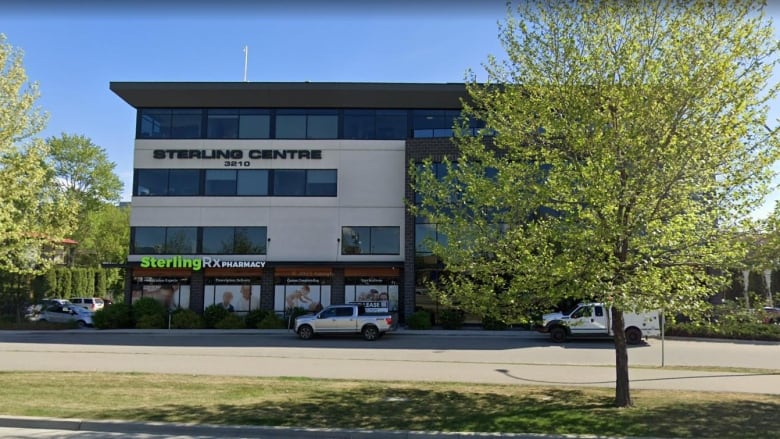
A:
[538,302,660,344]
[37,299,93,328]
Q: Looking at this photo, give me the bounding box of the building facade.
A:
[111,82,472,321]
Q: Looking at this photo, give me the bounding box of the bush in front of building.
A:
[136,313,166,329]
[93,303,133,329]
[257,314,286,329]
[203,304,229,328]
[170,309,204,329]
[214,313,246,329]
[132,297,167,328]
[407,310,433,330]
[439,308,465,330]
[666,321,780,342]
[244,309,269,329]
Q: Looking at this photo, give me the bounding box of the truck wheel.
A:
[362,325,379,341]
[626,327,642,345]
[297,325,314,340]
[550,326,567,343]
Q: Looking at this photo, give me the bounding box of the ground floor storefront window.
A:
[274,268,332,313]
[203,277,261,313]
[131,276,191,311]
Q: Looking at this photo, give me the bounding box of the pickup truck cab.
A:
[538,302,660,344]
[294,304,394,341]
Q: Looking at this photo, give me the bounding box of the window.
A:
[202,227,266,254]
[168,170,200,196]
[237,170,269,196]
[205,170,237,196]
[133,227,166,253]
[341,226,400,255]
[132,227,197,254]
[238,109,271,139]
[305,170,337,196]
[273,169,306,196]
[139,109,171,138]
[135,169,169,196]
[412,110,461,138]
[594,306,604,317]
[276,110,338,139]
[343,109,375,139]
[170,109,203,138]
[415,224,447,255]
[207,109,239,139]
[376,110,408,139]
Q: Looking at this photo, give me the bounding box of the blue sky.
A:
[2,1,780,217]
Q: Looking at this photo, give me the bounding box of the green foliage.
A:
[95,269,107,296]
[214,313,246,329]
[438,308,465,330]
[283,307,308,329]
[132,297,167,325]
[45,133,124,212]
[667,321,780,342]
[481,315,509,331]
[92,303,133,329]
[135,313,166,329]
[407,310,433,330]
[410,1,780,406]
[73,204,130,267]
[203,304,229,329]
[58,269,72,298]
[244,309,269,329]
[170,309,203,329]
[257,314,286,329]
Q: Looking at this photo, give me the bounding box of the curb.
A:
[0,415,670,439]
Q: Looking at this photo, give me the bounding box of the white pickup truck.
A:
[294,304,394,341]
[538,302,660,344]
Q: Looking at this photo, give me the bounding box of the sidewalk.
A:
[0,415,671,439]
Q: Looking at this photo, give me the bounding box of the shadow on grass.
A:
[93,385,778,438]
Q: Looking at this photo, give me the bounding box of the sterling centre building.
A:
[111,82,480,322]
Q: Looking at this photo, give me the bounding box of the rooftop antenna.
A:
[243,45,249,82]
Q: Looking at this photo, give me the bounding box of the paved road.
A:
[0,329,778,394]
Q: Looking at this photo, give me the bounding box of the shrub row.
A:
[666,322,780,342]
[92,299,295,330]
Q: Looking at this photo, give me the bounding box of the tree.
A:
[0,34,76,318]
[46,133,123,212]
[411,0,779,407]
[73,203,130,266]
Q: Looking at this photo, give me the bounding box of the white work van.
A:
[538,303,660,344]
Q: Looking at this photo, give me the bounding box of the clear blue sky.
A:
[2,1,780,217]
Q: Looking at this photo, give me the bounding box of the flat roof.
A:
[110,82,469,109]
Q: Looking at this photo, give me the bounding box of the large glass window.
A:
[341,226,400,255]
[376,110,408,139]
[237,170,269,196]
[202,227,267,254]
[273,170,306,196]
[412,110,460,138]
[165,227,197,253]
[168,170,201,196]
[133,227,166,253]
[135,169,169,196]
[343,109,375,139]
[239,109,271,139]
[306,170,337,196]
[139,109,171,138]
[205,170,237,196]
[207,109,239,139]
[170,109,202,138]
[276,110,338,139]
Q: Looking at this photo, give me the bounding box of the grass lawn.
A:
[0,372,777,438]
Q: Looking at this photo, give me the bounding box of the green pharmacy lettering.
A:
[139,256,203,271]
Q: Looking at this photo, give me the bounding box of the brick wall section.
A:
[403,138,460,323]
[331,267,345,305]
[189,270,204,312]
[261,268,275,311]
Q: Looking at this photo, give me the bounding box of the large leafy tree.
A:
[411,0,779,407]
[0,34,76,317]
[73,203,130,267]
[46,133,123,212]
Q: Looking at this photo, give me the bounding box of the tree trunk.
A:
[611,307,633,407]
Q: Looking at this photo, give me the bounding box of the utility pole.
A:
[243,45,249,82]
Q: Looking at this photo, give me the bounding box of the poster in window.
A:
[274,277,331,312]
[204,278,260,313]
[131,277,191,311]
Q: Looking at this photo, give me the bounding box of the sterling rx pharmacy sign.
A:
[139,256,266,271]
